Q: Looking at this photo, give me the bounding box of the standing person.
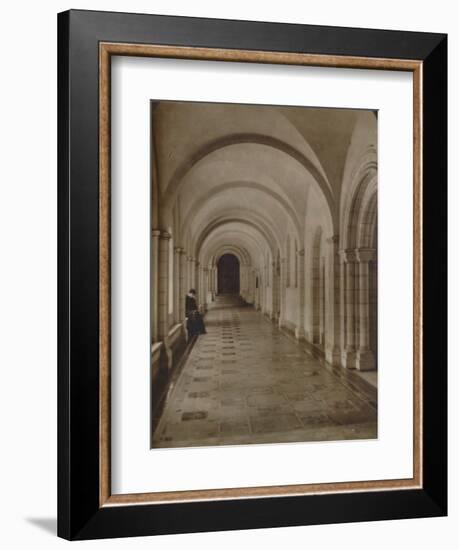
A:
[185,289,206,339]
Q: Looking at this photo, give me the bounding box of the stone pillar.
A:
[271,261,279,320]
[340,249,357,368]
[355,248,376,370]
[173,246,181,324]
[279,258,286,327]
[295,248,305,340]
[202,267,209,311]
[208,266,214,300]
[158,232,171,341]
[339,252,346,352]
[213,266,218,297]
[179,249,186,322]
[255,270,261,310]
[325,236,341,366]
[319,256,325,346]
[312,250,320,344]
[187,256,195,290]
[194,260,200,307]
[151,229,161,343]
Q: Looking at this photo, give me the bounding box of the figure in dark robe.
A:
[185,289,206,338]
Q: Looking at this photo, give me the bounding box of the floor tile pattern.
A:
[152,295,377,448]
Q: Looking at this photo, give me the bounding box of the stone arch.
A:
[340,149,378,371]
[359,190,378,369]
[344,171,377,250]
[340,145,377,249]
[162,133,335,229]
[358,191,378,249]
[180,180,303,244]
[214,248,249,266]
[194,214,279,259]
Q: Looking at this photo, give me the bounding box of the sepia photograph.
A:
[51,5,447,542]
[149,100,378,449]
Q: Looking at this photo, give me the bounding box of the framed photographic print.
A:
[57,9,447,540]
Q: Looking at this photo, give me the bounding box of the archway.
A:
[217,254,240,294]
[369,220,378,369]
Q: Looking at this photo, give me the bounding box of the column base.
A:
[325,345,341,366]
[341,348,357,369]
[159,339,173,372]
[295,327,305,341]
[355,349,375,371]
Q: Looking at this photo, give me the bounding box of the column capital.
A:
[174,246,184,254]
[326,234,340,245]
[151,228,161,237]
[296,248,305,257]
[159,231,171,241]
[340,248,358,263]
[356,247,376,263]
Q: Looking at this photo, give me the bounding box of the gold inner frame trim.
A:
[99,42,423,507]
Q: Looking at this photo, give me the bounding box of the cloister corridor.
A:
[149,101,379,448]
[152,295,377,448]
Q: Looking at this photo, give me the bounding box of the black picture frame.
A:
[58,9,447,540]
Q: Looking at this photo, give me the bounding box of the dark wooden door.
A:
[217,254,240,294]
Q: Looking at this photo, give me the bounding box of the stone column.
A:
[355,248,376,370]
[319,256,326,346]
[271,261,278,320]
[179,249,186,322]
[208,266,213,300]
[339,251,346,352]
[203,267,209,311]
[325,236,341,366]
[194,260,200,307]
[173,246,181,324]
[255,270,260,310]
[279,258,286,327]
[158,232,171,341]
[312,250,320,344]
[187,256,195,290]
[295,248,305,340]
[151,229,161,343]
[340,249,357,368]
[213,266,218,297]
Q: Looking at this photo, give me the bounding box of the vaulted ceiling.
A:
[152,100,376,268]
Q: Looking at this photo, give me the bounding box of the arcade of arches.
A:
[150,101,378,444]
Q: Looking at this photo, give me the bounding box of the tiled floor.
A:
[152,295,377,448]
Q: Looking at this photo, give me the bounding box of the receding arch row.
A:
[211,245,251,267]
[343,170,377,250]
[194,214,278,259]
[200,228,269,268]
[160,133,335,229]
[339,145,377,249]
[180,180,303,242]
